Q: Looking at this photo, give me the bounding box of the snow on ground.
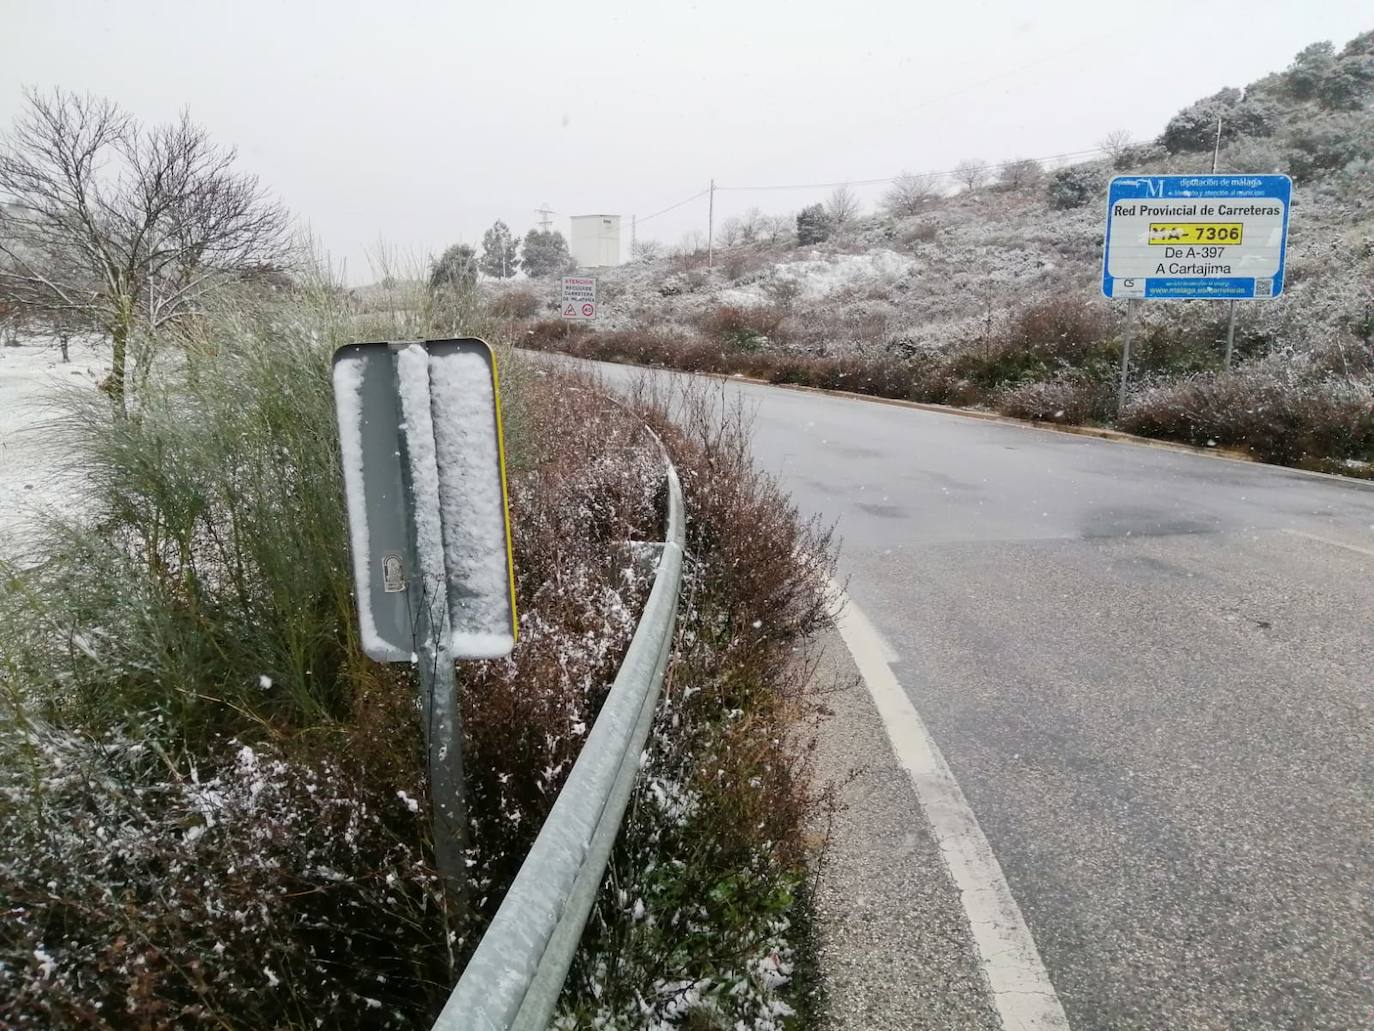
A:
[716,249,917,306]
[0,337,105,546]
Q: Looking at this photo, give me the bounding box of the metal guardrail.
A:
[433,459,685,1031]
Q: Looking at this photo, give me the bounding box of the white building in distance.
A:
[569,214,621,267]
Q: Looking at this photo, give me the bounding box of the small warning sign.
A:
[561,276,596,320]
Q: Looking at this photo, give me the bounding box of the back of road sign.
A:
[1102,175,1292,301]
[332,339,517,662]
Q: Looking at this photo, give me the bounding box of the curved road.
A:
[589,361,1374,1031]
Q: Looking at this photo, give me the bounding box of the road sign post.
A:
[332,338,517,910]
[560,276,597,320]
[1224,299,1238,369]
[1102,174,1292,412]
[1118,299,1137,417]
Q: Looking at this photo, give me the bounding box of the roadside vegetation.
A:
[517,30,1374,475]
[0,93,835,1028]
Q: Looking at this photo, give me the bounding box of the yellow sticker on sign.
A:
[1148,223,1244,246]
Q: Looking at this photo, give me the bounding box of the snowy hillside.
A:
[515,30,1373,365]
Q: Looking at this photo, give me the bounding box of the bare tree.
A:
[631,238,663,262]
[883,171,940,216]
[1097,128,1134,162]
[826,184,861,225]
[737,206,764,243]
[997,158,1044,191]
[718,217,743,248]
[760,214,793,245]
[0,295,19,349]
[0,89,289,414]
[952,159,989,191]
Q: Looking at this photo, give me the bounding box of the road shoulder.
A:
[808,629,1000,1031]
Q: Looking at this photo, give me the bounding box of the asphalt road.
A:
[586,361,1374,1031]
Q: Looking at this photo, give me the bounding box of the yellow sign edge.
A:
[487,346,520,642]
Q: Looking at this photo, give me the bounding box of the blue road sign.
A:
[1102,175,1292,300]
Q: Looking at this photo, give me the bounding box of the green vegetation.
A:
[1,271,834,1026]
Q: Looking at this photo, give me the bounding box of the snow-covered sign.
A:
[332,339,517,662]
[1102,175,1292,300]
[560,276,596,319]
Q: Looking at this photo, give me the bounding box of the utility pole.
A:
[1212,116,1238,371]
[535,203,554,232]
[707,178,715,269]
[631,214,636,258]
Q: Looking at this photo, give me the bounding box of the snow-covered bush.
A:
[1285,112,1374,182]
[795,204,830,246]
[1158,87,1280,153]
[996,374,1114,424]
[487,286,541,320]
[699,305,787,351]
[1122,363,1374,466]
[0,727,447,1028]
[1046,165,1105,210]
[554,382,837,1029]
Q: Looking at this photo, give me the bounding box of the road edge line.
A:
[829,581,1071,1031]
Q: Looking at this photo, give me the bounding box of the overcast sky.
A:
[2,1,1370,282]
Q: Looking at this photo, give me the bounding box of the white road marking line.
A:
[1280,528,1374,559]
[830,581,1070,1031]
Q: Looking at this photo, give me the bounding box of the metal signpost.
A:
[560,275,597,320]
[1102,174,1292,413]
[332,338,517,905]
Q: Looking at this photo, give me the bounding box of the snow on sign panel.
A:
[560,276,596,319]
[1102,175,1292,300]
[332,339,517,662]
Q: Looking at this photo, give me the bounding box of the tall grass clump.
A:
[3,286,365,741]
[0,281,465,1026]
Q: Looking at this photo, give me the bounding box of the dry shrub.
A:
[524,316,580,349]
[1121,369,1374,465]
[1007,295,1112,349]
[997,374,1115,424]
[721,247,771,283]
[458,368,666,912]
[698,305,787,350]
[488,287,541,320]
[900,220,940,246]
[523,325,731,376]
[557,379,837,1027]
[951,296,1117,391]
[525,325,960,407]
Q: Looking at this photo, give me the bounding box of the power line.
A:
[624,140,1124,242]
[635,188,710,225]
[716,147,1113,193]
